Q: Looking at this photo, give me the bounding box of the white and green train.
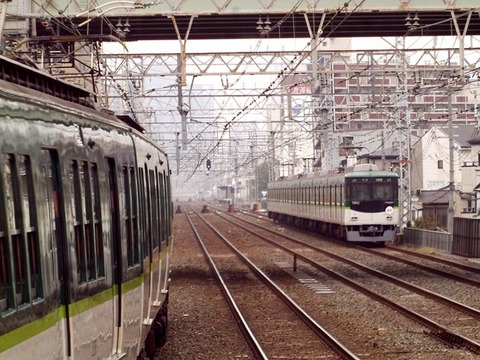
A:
[267,164,399,243]
[0,56,172,359]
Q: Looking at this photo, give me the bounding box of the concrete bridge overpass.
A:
[4,1,480,44]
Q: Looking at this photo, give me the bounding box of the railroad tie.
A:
[277,262,335,294]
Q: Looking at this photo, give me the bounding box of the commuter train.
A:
[267,164,399,243]
[0,56,172,359]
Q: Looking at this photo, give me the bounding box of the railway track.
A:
[236,205,480,278]
[183,206,361,359]
[208,206,480,355]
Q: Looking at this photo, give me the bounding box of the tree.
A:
[256,161,270,197]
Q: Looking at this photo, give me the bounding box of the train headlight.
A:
[385,206,394,215]
[350,211,358,221]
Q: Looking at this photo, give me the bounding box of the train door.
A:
[41,149,71,357]
[106,158,123,355]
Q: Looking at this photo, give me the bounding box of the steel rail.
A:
[217,210,480,354]
[191,208,361,360]
[382,245,480,274]
[237,206,480,287]
[183,208,268,360]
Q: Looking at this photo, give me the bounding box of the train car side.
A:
[267,165,399,243]
[0,73,172,359]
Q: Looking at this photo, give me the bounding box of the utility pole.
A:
[177,54,188,150]
[447,75,455,235]
[175,132,180,175]
[395,37,412,230]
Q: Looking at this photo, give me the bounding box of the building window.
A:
[438,160,443,169]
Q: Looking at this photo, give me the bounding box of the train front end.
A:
[344,165,399,243]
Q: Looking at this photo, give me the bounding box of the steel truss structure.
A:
[1,0,480,220]
[94,42,480,222]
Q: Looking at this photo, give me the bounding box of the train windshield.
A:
[350,182,396,202]
[347,176,398,212]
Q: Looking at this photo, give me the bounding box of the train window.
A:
[19,156,36,229]
[131,167,139,265]
[350,182,370,202]
[4,155,21,231]
[91,164,104,278]
[2,154,39,308]
[158,172,166,244]
[138,169,148,260]
[0,162,10,312]
[163,171,170,241]
[83,162,96,282]
[4,155,29,307]
[372,182,395,201]
[167,171,173,239]
[19,156,42,300]
[71,160,105,283]
[149,170,159,250]
[164,172,168,241]
[124,166,139,268]
[12,233,29,306]
[71,161,87,284]
[334,185,337,206]
[124,167,133,267]
[0,232,9,312]
[167,172,172,239]
[42,150,64,285]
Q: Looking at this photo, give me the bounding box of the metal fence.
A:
[403,218,480,258]
[402,227,452,254]
[452,217,480,258]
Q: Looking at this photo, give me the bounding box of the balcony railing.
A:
[462,161,479,167]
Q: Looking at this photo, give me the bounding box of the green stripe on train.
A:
[0,279,138,352]
[0,306,65,353]
[0,258,170,354]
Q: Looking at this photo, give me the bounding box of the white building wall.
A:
[417,126,462,190]
[411,126,470,193]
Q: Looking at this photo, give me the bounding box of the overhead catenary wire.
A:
[182,0,366,181]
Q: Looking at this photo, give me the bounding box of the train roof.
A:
[0,55,151,134]
[117,114,146,133]
[271,164,397,186]
[345,164,398,178]
[0,55,94,108]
